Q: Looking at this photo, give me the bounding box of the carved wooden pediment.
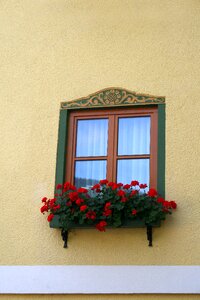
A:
[61,87,165,109]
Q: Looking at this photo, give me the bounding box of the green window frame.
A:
[55,88,165,197]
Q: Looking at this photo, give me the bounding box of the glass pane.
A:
[75,160,107,188]
[117,159,149,187]
[76,119,108,157]
[118,117,150,155]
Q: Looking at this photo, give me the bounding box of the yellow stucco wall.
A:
[0,0,200,299]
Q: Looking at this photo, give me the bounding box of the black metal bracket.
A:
[147,226,153,247]
[61,227,153,248]
[61,229,68,248]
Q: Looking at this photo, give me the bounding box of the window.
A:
[65,107,158,190]
[55,88,165,196]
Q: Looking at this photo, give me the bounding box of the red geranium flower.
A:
[63,182,71,189]
[157,197,165,203]
[40,205,48,213]
[139,183,147,189]
[170,201,177,209]
[130,190,138,196]
[47,214,54,222]
[121,196,127,203]
[56,184,63,190]
[41,197,47,203]
[99,179,108,185]
[163,201,171,208]
[105,202,111,209]
[69,191,79,201]
[75,198,84,206]
[103,209,112,217]
[49,198,56,208]
[147,188,158,197]
[131,180,139,186]
[95,221,107,231]
[91,184,101,190]
[53,204,61,211]
[63,182,76,191]
[86,210,96,220]
[117,183,123,188]
[80,205,87,212]
[123,184,131,189]
[77,187,88,193]
[132,209,137,215]
[108,182,118,190]
[117,190,125,197]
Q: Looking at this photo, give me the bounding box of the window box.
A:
[50,214,160,229]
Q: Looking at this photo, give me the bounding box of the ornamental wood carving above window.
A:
[61,87,165,110]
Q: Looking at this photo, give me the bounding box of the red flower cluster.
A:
[131,180,139,186]
[139,183,147,189]
[75,198,84,206]
[123,184,131,189]
[130,190,138,196]
[95,221,107,232]
[132,209,137,215]
[40,179,177,234]
[147,188,158,197]
[77,187,88,194]
[108,182,118,190]
[80,205,87,212]
[47,214,54,222]
[91,183,101,193]
[86,210,96,220]
[69,192,79,202]
[103,202,112,217]
[157,198,177,210]
[99,179,108,185]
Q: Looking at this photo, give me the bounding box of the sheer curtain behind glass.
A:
[76,119,108,157]
[75,160,106,188]
[118,117,150,155]
[117,117,150,187]
[75,119,108,188]
[117,159,149,186]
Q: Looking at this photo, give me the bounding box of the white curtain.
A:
[117,159,149,188]
[76,119,108,157]
[75,160,106,188]
[118,117,150,155]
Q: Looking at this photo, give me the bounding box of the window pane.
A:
[118,117,150,155]
[76,119,108,157]
[75,160,107,188]
[117,159,149,187]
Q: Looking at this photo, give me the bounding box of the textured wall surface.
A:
[0,0,200,298]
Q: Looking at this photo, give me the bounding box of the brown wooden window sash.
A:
[66,107,158,188]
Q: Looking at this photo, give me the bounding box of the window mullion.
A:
[107,115,115,182]
[112,115,118,182]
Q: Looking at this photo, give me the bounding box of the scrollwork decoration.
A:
[61,88,165,110]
